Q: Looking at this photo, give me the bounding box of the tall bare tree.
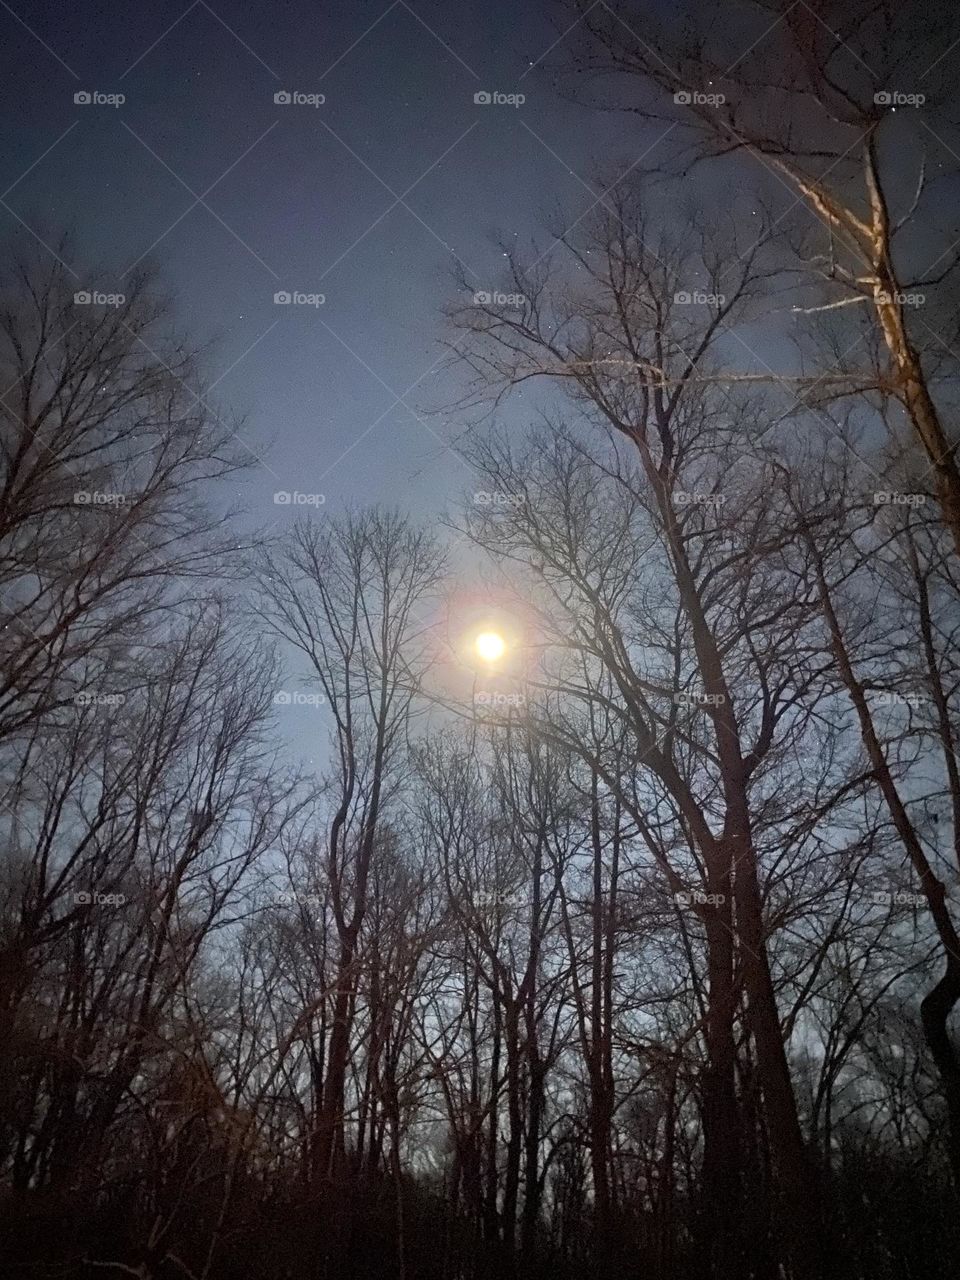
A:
[567,0,960,553]
[255,510,444,1189]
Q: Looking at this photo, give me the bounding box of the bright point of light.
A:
[475,631,506,663]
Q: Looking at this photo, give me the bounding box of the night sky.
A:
[7,0,928,768]
[0,0,661,524]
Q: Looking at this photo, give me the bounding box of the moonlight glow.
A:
[474,631,506,663]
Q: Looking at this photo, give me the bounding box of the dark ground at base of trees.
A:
[2,1156,958,1280]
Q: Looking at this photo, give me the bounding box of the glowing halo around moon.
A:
[474,630,506,663]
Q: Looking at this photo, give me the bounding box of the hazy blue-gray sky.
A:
[6,0,908,767]
[0,0,687,764]
[0,0,667,520]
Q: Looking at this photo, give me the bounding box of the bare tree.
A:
[255,510,444,1190]
[446,185,891,1276]
[567,0,960,553]
[0,241,251,745]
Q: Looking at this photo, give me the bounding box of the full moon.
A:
[475,631,506,663]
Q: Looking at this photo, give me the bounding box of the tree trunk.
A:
[700,903,744,1279]
[313,932,357,1186]
[863,132,960,559]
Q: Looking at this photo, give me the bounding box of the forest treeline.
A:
[2,3,960,1278]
